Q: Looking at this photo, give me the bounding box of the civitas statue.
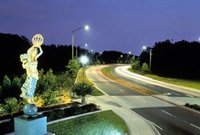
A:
[20,34,43,104]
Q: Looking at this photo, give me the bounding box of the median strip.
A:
[101,65,159,95]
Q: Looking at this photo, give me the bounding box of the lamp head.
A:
[80,55,89,65]
[84,25,89,30]
[143,46,146,50]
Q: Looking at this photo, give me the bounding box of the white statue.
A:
[20,34,44,104]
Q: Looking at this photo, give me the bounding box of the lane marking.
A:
[164,93,171,96]
[190,124,200,130]
[147,120,163,131]
[185,94,194,98]
[171,92,180,96]
[119,89,124,92]
[161,110,174,117]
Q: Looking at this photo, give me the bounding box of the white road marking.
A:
[190,124,200,130]
[171,92,180,96]
[147,120,163,130]
[161,109,174,117]
[164,92,171,96]
[119,89,124,92]
[185,94,194,97]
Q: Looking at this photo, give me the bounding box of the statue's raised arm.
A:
[36,46,43,59]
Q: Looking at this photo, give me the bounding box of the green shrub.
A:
[185,103,200,111]
[141,62,150,74]
[44,109,65,121]
[131,60,141,70]
[37,69,57,94]
[185,103,190,107]
[3,97,19,114]
[66,59,80,79]
[0,104,4,115]
[2,75,11,90]
[41,89,59,107]
[43,103,99,122]
[12,76,21,89]
[72,83,94,103]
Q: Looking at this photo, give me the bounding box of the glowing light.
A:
[84,25,90,30]
[80,55,89,65]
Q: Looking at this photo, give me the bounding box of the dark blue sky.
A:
[1,0,200,55]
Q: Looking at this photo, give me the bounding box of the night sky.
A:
[1,0,200,55]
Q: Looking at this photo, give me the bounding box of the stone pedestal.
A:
[14,115,47,135]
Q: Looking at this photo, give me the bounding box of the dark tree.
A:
[0,33,30,82]
[140,39,200,79]
[101,51,124,64]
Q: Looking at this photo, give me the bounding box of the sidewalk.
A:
[86,95,160,135]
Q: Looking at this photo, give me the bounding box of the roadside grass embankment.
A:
[75,67,104,96]
[145,74,200,91]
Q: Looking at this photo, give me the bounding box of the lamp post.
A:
[72,25,89,60]
[143,46,152,71]
[128,51,131,63]
[80,55,89,84]
[76,43,88,59]
[120,55,123,63]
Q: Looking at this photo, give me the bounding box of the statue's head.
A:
[30,47,38,57]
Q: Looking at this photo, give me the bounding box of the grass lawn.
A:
[145,74,200,90]
[48,110,129,135]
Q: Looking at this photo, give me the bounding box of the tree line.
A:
[0,33,131,83]
[1,33,200,81]
[140,39,200,80]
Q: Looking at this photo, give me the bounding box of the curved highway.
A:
[86,65,200,135]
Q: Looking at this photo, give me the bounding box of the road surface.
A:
[86,65,200,135]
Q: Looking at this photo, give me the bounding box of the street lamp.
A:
[143,46,152,71]
[72,25,89,60]
[76,43,88,58]
[80,55,89,84]
[142,46,147,50]
[128,51,132,63]
[120,55,123,63]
